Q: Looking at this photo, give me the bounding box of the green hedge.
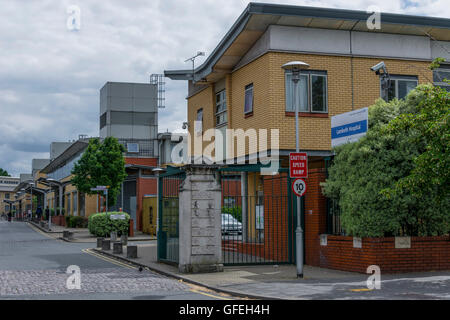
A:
[65,216,88,228]
[88,212,130,237]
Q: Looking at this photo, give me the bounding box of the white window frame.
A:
[195,108,203,135]
[215,90,227,127]
[381,76,418,101]
[244,83,254,114]
[433,65,450,91]
[285,71,328,113]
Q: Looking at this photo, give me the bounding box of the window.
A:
[285,71,327,113]
[5,193,9,199]
[195,108,203,134]
[244,84,254,114]
[215,90,227,126]
[73,192,78,216]
[382,75,418,101]
[433,64,450,92]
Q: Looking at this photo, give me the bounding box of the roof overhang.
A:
[165,2,450,83]
[41,140,91,174]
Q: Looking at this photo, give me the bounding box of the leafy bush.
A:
[88,212,130,237]
[323,85,450,237]
[64,216,88,228]
[222,206,242,222]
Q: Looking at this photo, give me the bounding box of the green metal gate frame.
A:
[219,163,305,266]
[157,166,185,265]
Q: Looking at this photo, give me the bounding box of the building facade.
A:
[165,3,450,268]
[0,176,20,216]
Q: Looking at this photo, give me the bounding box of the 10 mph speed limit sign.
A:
[292,179,307,197]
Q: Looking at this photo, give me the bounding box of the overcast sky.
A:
[0,0,448,177]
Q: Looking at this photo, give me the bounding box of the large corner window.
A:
[215,90,227,127]
[382,75,418,101]
[433,64,450,92]
[285,71,327,113]
[244,83,254,114]
[195,108,203,135]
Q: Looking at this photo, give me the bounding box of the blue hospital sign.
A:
[331,108,368,148]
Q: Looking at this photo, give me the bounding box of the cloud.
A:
[0,0,448,176]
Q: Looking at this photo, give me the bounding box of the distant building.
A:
[0,176,20,215]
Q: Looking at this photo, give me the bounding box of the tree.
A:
[71,137,127,209]
[0,168,10,177]
[322,85,449,237]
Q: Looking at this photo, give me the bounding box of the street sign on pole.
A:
[292,178,307,197]
[289,152,308,178]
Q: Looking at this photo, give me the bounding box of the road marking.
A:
[189,288,233,300]
[82,249,137,270]
[350,288,374,292]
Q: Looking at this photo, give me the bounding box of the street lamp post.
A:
[282,61,310,278]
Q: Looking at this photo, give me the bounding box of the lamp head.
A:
[282,61,310,72]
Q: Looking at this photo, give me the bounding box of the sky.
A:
[0,0,449,177]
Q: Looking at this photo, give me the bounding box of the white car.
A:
[221,213,242,235]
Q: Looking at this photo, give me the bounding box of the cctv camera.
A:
[371,61,386,75]
[182,122,188,130]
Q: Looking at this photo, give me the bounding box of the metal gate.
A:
[220,166,300,265]
[157,167,185,264]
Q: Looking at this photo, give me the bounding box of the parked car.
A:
[221,213,242,235]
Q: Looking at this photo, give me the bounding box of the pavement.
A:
[29,220,156,243]
[92,241,450,300]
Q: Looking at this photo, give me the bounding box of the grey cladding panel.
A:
[351,31,431,59]
[109,97,133,111]
[134,98,157,112]
[133,83,157,98]
[107,83,133,97]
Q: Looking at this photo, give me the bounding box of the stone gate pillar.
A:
[178,165,223,273]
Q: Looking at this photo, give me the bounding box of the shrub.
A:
[322,85,450,237]
[65,216,88,228]
[88,212,130,237]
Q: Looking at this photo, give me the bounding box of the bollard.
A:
[97,238,104,248]
[110,231,117,242]
[113,242,123,254]
[127,245,137,259]
[121,234,128,246]
[102,239,111,251]
[129,219,134,238]
[63,231,73,239]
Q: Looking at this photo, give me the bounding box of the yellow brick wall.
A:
[187,85,215,158]
[186,51,433,156]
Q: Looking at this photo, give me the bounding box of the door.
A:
[142,197,157,236]
[130,196,137,230]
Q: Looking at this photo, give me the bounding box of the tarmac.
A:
[29,220,450,300]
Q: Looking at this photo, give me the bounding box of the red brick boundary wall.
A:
[318,235,450,273]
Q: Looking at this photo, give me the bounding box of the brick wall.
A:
[304,168,328,266]
[136,177,157,231]
[318,236,450,273]
[186,52,432,155]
